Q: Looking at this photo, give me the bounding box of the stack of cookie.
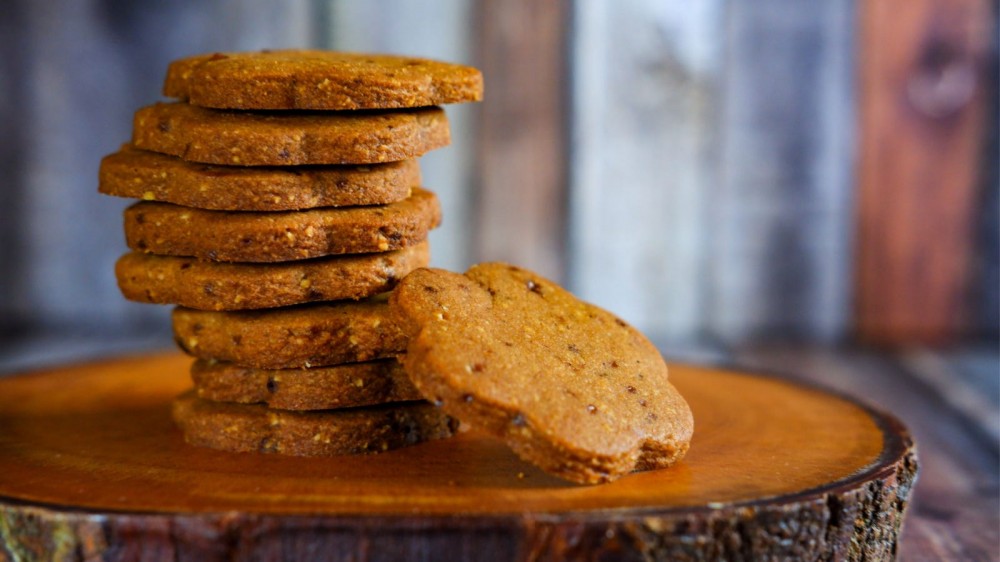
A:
[100,50,482,456]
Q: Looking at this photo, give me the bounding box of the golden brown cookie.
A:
[191,358,420,410]
[116,242,429,311]
[172,391,456,456]
[172,298,406,369]
[132,102,449,165]
[391,263,694,485]
[164,50,483,110]
[99,145,418,211]
[124,187,440,262]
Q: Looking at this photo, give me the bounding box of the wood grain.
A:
[0,353,916,560]
[855,0,992,344]
[472,0,570,282]
[733,346,998,561]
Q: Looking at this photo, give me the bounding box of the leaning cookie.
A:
[390,263,693,484]
[173,391,456,456]
[164,50,483,111]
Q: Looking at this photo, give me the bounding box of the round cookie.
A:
[172,298,406,369]
[99,145,419,211]
[172,391,456,456]
[132,102,450,165]
[116,242,429,311]
[164,50,483,111]
[191,358,420,411]
[124,187,441,262]
[390,263,694,485]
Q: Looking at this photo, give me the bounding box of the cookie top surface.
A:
[132,102,450,166]
[391,263,693,484]
[164,50,483,110]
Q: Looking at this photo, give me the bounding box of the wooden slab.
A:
[0,353,916,561]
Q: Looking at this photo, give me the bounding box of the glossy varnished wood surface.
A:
[0,353,894,516]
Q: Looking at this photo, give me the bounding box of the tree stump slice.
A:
[0,353,917,561]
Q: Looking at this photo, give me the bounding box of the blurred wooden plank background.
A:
[571,0,721,344]
[0,0,314,342]
[856,0,994,345]
[0,0,996,359]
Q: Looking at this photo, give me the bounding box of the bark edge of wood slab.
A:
[0,353,918,561]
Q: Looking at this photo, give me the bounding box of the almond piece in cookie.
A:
[391,263,693,484]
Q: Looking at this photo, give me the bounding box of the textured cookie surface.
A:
[164,50,483,110]
[124,187,440,262]
[391,264,693,484]
[132,102,449,165]
[100,145,418,210]
[173,298,406,369]
[191,358,420,411]
[117,242,428,310]
[172,391,456,456]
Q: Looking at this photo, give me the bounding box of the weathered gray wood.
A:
[326,0,477,273]
[0,2,28,336]
[707,0,855,344]
[5,0,314,339]
[570,0,722,341]
[570,1,854,345]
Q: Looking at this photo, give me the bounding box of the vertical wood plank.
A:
[473,0,570,282]
[569,0,722,340]
[855,0,992,344]
[708,0,856,344]
[0,2,29,335]
[326,0,477,273]
[974,5,998,341]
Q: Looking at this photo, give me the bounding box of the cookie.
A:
[390,263,694,484]
[172,298,406,369]
[99,145,419,211]
[132,102,449,165]
[172,391,456,456]
[116,241,429,311]
[191,358,420,410]
[124,187,440,262]
[164,50,483,111]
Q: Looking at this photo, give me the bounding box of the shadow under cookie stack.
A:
[99,51,482,456]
